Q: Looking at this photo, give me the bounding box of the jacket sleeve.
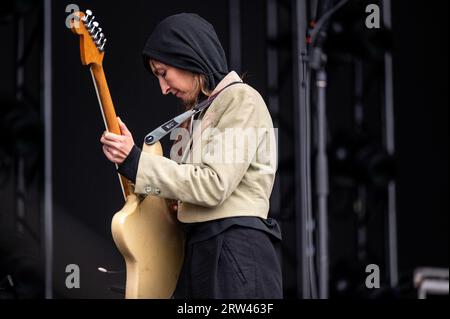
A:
[116,144,141,183]
[134,87,264,207]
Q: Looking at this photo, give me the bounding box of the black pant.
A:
[174,225,283,299]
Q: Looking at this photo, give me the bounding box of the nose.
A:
[158,78,171,95]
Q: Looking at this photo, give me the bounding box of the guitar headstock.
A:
[70,9,107,66]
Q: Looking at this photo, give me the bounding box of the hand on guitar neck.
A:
[101,117,135,165]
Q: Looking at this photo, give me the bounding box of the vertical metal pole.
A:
[43,0,53,299]
[316,70,329,299]
[293,0,311,299]
[354,59,364,128]
[354,59,368,264]
[15,15,25,234]
[382,0,398,288]
[15,160,25,234]
[229,0,242,73]
[266,0,281,216]
[16,16,25,101]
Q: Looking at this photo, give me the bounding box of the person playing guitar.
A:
[100,13,282,299]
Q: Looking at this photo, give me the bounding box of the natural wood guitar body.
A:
[111,142,185,299]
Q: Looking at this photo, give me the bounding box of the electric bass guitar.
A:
[69,9,184,298]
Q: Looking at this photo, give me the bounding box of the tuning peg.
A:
[89,21,99,34]
[82,9,93,22]
[99,38,107,52]
[95,33,105,45]
[86,16,96,28]
[93,28,102,40]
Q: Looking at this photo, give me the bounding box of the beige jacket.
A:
[134,71,277,223]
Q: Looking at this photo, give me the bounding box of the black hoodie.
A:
[142,13,229,91]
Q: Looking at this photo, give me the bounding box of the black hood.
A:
[142,13,229,91]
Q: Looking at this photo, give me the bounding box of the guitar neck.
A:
[90,63,131,199]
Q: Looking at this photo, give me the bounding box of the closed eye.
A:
[154,69,166,79]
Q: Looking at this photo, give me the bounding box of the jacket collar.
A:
[210,71,243,96]
[180,71,242,164]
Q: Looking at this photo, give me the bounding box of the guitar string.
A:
[90,66,127,201]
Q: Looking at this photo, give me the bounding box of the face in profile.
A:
[149,59,203,108]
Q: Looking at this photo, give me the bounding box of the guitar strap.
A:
[144,81,242,145]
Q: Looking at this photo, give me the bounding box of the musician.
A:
[100,13,282,299]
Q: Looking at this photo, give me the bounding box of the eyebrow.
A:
[150,61,166,75]
[153,68,165,77]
